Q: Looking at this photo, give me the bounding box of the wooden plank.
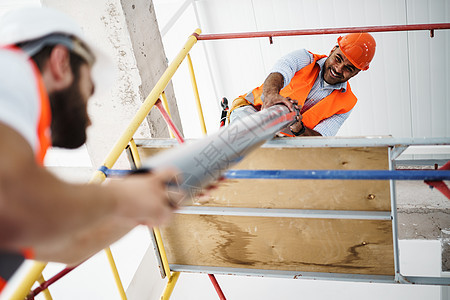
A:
[161,214,394,276]
[138,146,391,211]
[232,147,389,170]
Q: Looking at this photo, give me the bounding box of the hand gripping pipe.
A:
[141,104,297,198]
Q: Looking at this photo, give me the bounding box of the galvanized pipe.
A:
[142,104,297,198]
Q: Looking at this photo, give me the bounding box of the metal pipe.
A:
[141,104,297,199]
[197,23,450,41]
[223,169,450,181]
[186,53,207,135]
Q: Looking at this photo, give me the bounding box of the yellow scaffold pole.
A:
[10,261,46,300]
[186,53,207,135]
[155,226,180,299]
[130,133,181,299]
[161,271,180,300]
[90,28,202,300]
[128,138,142,168]
[37,273,53,300]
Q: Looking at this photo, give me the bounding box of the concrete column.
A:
[120,0,183,137]
[40,0,182,168]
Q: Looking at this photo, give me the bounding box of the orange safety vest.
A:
[231,53,357,129]
[0,47,51,293]
[2,46,52,164]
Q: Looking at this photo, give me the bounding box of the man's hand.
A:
[289,114,305,134]
[261,72,298,112]
[262,93,298,112]
[111,168,184,228]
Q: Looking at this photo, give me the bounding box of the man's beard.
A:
[49,78,90,149]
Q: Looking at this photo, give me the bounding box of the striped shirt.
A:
[270,49,352,136]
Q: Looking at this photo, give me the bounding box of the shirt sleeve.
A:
[313,110,352,136]
[270,49,314,88]
[0,50,39,152]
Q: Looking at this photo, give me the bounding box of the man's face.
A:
[49,64,95,149]
[322,46,360,85]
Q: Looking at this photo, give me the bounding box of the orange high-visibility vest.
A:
[237,53,357,129]
[0,47,51,293]
[2,46,52,164]
[32,58,52,165]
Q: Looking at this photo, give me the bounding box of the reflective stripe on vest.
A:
[32,61,52,165]
[240,53,357,129]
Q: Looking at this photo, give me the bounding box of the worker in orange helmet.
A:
[0,6,183,292]
[228,33,376,137]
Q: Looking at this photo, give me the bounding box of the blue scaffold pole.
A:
[224,169,450,181]
[99,167,450,181]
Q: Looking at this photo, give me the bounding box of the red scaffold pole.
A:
[425,161,450,200]
[155,99,185,144]
[197,23,450,40]
[27,267,76,300]
[208,274,226,300]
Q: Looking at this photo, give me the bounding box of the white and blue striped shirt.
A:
[270,49,353,136]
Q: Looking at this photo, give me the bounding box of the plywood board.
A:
[138,146,391,211]
[161,214,394,276]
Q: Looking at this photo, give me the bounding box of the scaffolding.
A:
[9,23,450,300]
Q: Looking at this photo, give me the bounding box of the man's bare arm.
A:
[0,123,118,250]
[0,123,179,263]
[262,72,296,111]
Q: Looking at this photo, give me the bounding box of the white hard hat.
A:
[0,6,115,95]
